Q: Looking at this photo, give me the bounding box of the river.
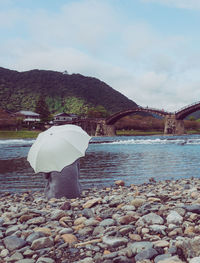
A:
[0,135,200,193]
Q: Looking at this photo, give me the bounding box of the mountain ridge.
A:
[0,67,137,116]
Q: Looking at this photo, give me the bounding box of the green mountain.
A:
[0,67,137,116]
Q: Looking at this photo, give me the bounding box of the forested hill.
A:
[0,67,137,115]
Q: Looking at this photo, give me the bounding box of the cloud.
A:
[26,0,119,54]
[0,9,23,28]
[142,0,200,10]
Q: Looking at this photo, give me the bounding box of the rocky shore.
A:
[1,178,200,263]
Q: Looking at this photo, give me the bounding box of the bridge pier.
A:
[164,115,185,135]
[103,124,116,136]
[95,121,116,136]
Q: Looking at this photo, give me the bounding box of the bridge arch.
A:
[175,102,200,120]
[96,102,200,136]
[106,107,170,125]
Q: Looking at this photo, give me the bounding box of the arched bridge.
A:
[106,106,171,125]
[94,101,200,136]
[63,101,200,136]
[175,101,200,120]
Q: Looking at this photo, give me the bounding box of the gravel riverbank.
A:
[1,178,200,263]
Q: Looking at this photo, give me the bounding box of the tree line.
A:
[1,99,200,133]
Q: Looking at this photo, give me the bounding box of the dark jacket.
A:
[44,160,81,199]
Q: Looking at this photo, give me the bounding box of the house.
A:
[53,112,78,124]
[15,110,40,125]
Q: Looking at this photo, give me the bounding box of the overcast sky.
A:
[1,0,200,111]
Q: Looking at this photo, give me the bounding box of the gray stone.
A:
[75,257,94,263]
[84,218,99,227]
[168,246,177,255]
[78,226,93,236]
[113,256,133,263]
[156,256,184,262]
[166,211,183,225]
[18,245,32,253]
[184,204,200,214]
[121,205,136,211]
[15,260,35,263]
[136,212,164,226]
[31,237,54,250]
[59,228,73,235]
[154,254,172,263]
[23,249,35,256]
[26,232,46,244]
[174,207,186,217]
[189,257,200,263]
[0,218,4,226]
[36,257,55,263]
[3,236,27,251]
[93,226,105,236]
[128,241,153,255]
[7,251,23,261]
[109,198,121,207]
[3,218,17,226]
[119,225,134,235]
[81,209,95,218]
[103,251,118,259]
[26,216,46,225]
[149,224,167,234]
[99,219,115,227]
[6,225,20,236]
[50,209,66,220]
[0,230,3,238]
[102,236,128,248]
[100,209,114,219]
[0,248,9,257]
[135,248,158,261]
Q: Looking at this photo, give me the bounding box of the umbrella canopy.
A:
[27,124,91,173]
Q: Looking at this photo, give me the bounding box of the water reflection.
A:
[80,151,133,187]
[0,158,44,192]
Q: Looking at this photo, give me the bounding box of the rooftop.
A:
[18,110,40,116]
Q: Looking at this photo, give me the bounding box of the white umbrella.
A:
[27,124,91,173]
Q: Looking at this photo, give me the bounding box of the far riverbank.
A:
[0,129,163,139]
[0,130,40,139]
[1,129,200,139]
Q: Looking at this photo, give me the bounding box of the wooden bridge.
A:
[70,101,200,136]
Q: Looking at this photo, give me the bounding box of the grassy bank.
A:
[1,129,200,139]
[116,129,163,136]
[186,130,200,134]
[0,130,40,139]
[0,129,163,139]
[117,129,200,136]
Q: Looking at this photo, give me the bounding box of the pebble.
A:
[1,178,200,262]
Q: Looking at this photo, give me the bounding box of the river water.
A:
[0,135,200,193]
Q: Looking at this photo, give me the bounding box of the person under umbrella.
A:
[44,159,81,199]
[27,124,91,199]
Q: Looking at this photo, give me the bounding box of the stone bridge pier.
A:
[164,114,185,135]
[95,120,116,136]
